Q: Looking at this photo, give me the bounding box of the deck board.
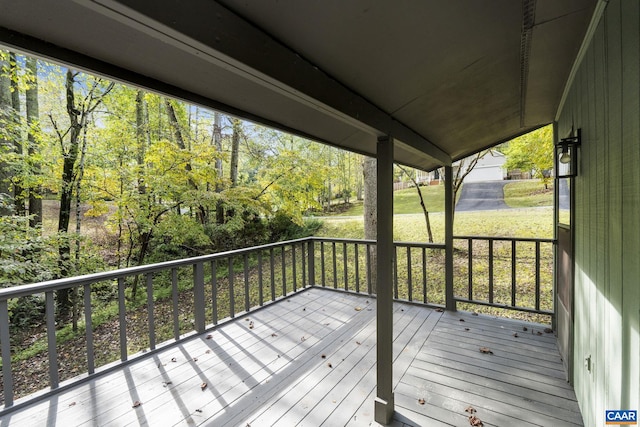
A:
[0,287,583,426]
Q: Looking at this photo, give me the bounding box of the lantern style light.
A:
[555,129,581,178]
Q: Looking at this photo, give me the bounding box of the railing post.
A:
[0,300,14,407]
[194,262,205,333]
[45,291,59,389]
[307,239,315,286]
[445,165,456,311]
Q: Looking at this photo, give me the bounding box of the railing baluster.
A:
[393,246,398,299]
[270,248,276,301]
[244,255,250,312]
[211,260,218,324]
[422,247,427,303]
[0,300,14,407]
[366,243,372,295]
[301,244,306,288]
[228,257,235,318]
[118,277,127,362]
[146,273,156,350]
[172,268,180,339]
[488,240,494,304]
[292,244,297,292]
[258,251,264,306]
[321,241,326,287]
[84,283,95,374]
[511,240,517,307]
[307,240,315,286]
[535,241,541,311]
[332,241,337,289]
[45,290,59,389]
[354,243,360,293]
[194,262,205,333]
[281,245,287,296]
[468,238,473,300]
[341,243,348,291]
[407,246,413,301]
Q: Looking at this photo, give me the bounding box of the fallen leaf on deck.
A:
[69,402,76,407]
[162,381,173,387]
[303,307,306,311]
[193,358,198,362]
[459,319,465,322]
[544,328,553,333]
[465,406,476,414]
[522,326,528,331]
[132,401,142,408]
[468,415,483,426]
[513,333,519,338]
[249,321,254,329]
[245,318,250,321]
[471,312,479,316]
[206,334,213,339]
[301,336,306,342]
[435,308,444,312]
[479,347,493,354]
[418,398,425,405]
[327,362,333,368]
[354,307,362,311]
[196,409,203,413]
[171,357,177,362]
[201,382,207,391]
[464,328,470,331]
[271,333,278,337]
[356,341,361,345]
[536,331,543,336]
[321,354,326,359]
[205,350,211,354]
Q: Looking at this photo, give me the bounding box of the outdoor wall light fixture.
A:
[555,129,581,178]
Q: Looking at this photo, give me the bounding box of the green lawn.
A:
[317,207,554,242]
[335,180,552,216]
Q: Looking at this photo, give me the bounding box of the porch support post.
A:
[375,135,395,424]
[445,165,456,311]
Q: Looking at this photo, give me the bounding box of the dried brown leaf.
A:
[435,308,444,312]
[459,319,465,322]
[465,406,476,414]
[479,347,493,354]
[418,398,426,405]
[471,312,479,316]
[544,328,553,333]
[206,334,213,340]
[468,415,483,426]
[196,409,203,413]
[193,358,198,362]
[205,350,211,354]
[536,331,543,336]
[356,341,361,345]
[513,333,519,338]
[249,321,254,329]
[271,333,278,337]
[171,357,177,362]
[354,307,362,311]
[464,328,470,331]
[132,401,142,408]
[68,401,76,407]
[522,326,528,331]
[200,382,208,391]
[321,354,326,359]
[301,336,306,342]
[327,362,333,368]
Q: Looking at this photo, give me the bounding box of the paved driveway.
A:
[455,181,511,211]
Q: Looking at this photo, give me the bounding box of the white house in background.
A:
[416,149,506,184]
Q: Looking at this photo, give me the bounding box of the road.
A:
[455,181,511,212]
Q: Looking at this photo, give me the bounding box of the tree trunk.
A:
[213,111,224,223]
[9,53,25,215]
[363,156,377,292]
[0,53,12,215]
[230,118,240,187]
[135,90,148,196]
[398,165,433,243]
[26,57,42,227]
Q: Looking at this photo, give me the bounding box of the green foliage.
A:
[504,125,554,186]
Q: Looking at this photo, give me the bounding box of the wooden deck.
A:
[0,287,583,426]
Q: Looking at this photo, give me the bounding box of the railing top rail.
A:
[0,237,311,301]
[454,235,556,243]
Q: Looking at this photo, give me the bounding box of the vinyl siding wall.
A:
[556,0,639,425]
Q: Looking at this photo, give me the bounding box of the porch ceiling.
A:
[0,0,597,170]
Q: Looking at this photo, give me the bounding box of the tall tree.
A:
[230,118,241,187]
[213,111,224,223]
[0,52,12,215]
[363,156,377,292]
[26,57,42,227]
[398,165,434,243]
[9,53,25,215]
[504,126,553,188]
[50,70,113,316]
